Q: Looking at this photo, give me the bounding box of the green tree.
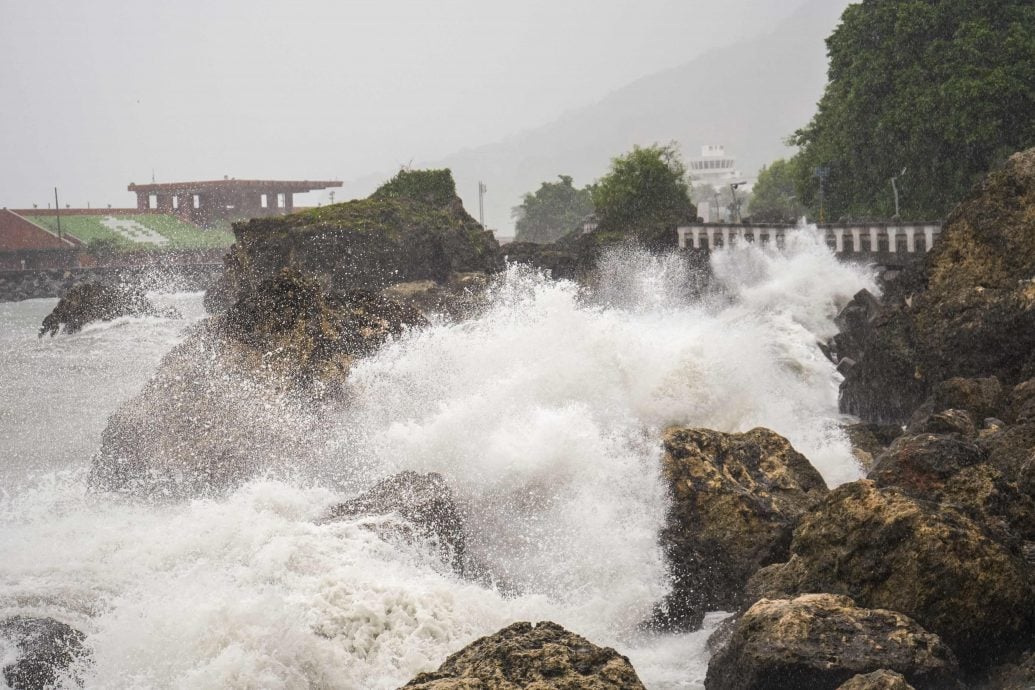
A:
[592,143,695,244]
[513,175,594,244]
[791,0,1035,220]
[749,159,805,223]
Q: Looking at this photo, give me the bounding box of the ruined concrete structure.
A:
[128,178,342,226]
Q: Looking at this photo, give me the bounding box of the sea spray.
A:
[0,232,877,688]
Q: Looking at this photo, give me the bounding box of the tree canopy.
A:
[513,175,594,244]
[592,144,695,242]
[790,0,1035,220]
[749,159,805,223]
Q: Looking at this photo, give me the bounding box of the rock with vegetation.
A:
[0,616,87,690]
[653,427,828,630]
[840,148,1035,424]
[705,594,960,690]
[324,471,466,574]
[39,281,176,336]
[207,169,501,313]
[747,481,1034,669]
[90,269,425,498]
[401,621,646,689]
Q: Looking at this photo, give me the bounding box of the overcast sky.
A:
[2,0,818,209]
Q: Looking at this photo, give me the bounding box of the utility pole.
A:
[478,181,487,229]
[814,166,830,224]
[891,167,907,219]
[54,187,62,240]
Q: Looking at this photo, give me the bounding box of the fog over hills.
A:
[361,0,850,235]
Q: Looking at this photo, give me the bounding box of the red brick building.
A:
[0,209,81,270]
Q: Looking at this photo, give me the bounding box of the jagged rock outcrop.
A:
[836,670,917,690]
[90,269,425,498]
[379,272,490,319]
[206,169,502,313]
[324,472,466,574]
[653,427,828,630]
[0,617,87,690]
[869,432,1035,548]
[704,594,960,690]
[401,621,646,689]
[868,434,986,490]
[747,481,1034,669]
[838,147,1035,424]
[39,281,177,336]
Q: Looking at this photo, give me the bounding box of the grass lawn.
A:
[25,214,235,250]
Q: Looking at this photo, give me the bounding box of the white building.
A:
[689,145,752,222]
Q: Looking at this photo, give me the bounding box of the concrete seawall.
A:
[0,263,224,302]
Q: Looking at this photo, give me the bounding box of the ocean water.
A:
[0,231,877,689]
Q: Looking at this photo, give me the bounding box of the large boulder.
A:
[39,281,176,336]
[836,670,917,690]
[207,169,502,312]
[705,594,960,690]
[401,621,645,689]
[748,481,1034,669]
[839,148,1035,424]
[324,472,466,574]
[90,269,425,498]
[0,617,87,690]
[653,427,828,630]
[980,422,1035,498]
[868,434,986,493]
[869,433,1035,548]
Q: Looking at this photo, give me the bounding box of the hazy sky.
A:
[2,0,813,209]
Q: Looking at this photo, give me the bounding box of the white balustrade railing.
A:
[676,223,943,255]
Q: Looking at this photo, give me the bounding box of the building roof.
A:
[0,210,81,252]
[127,179,343,194]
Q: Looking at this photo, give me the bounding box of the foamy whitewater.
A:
[0,230,878,689]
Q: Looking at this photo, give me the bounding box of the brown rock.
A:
[401,621,646,689]
[747,481,1034,669]
[868,433,985,497]
[39,281,176,336]
[836,670,916,690]
[89,269,425,498]
[840,148,1035,424]
[704,594,960,690]
[653,427,828,630]
[325,472,466,574]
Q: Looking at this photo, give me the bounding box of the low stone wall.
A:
[0,263,225,302]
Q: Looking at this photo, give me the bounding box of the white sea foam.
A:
[0,233,877,688]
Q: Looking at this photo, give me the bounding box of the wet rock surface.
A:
[401,621,646,689]
[837,148,1035,424]
[38,281,176,336]
[747,480,1034,669]
[325,471,467,574]
[0,617,87,690]
[836,670,917,690]
[705,594,960,690]
[654,427,828,630]
[90,269,425,498]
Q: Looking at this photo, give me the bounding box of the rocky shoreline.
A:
[13,153,1035,688]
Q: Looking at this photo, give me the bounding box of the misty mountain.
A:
[365,0,848,235]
